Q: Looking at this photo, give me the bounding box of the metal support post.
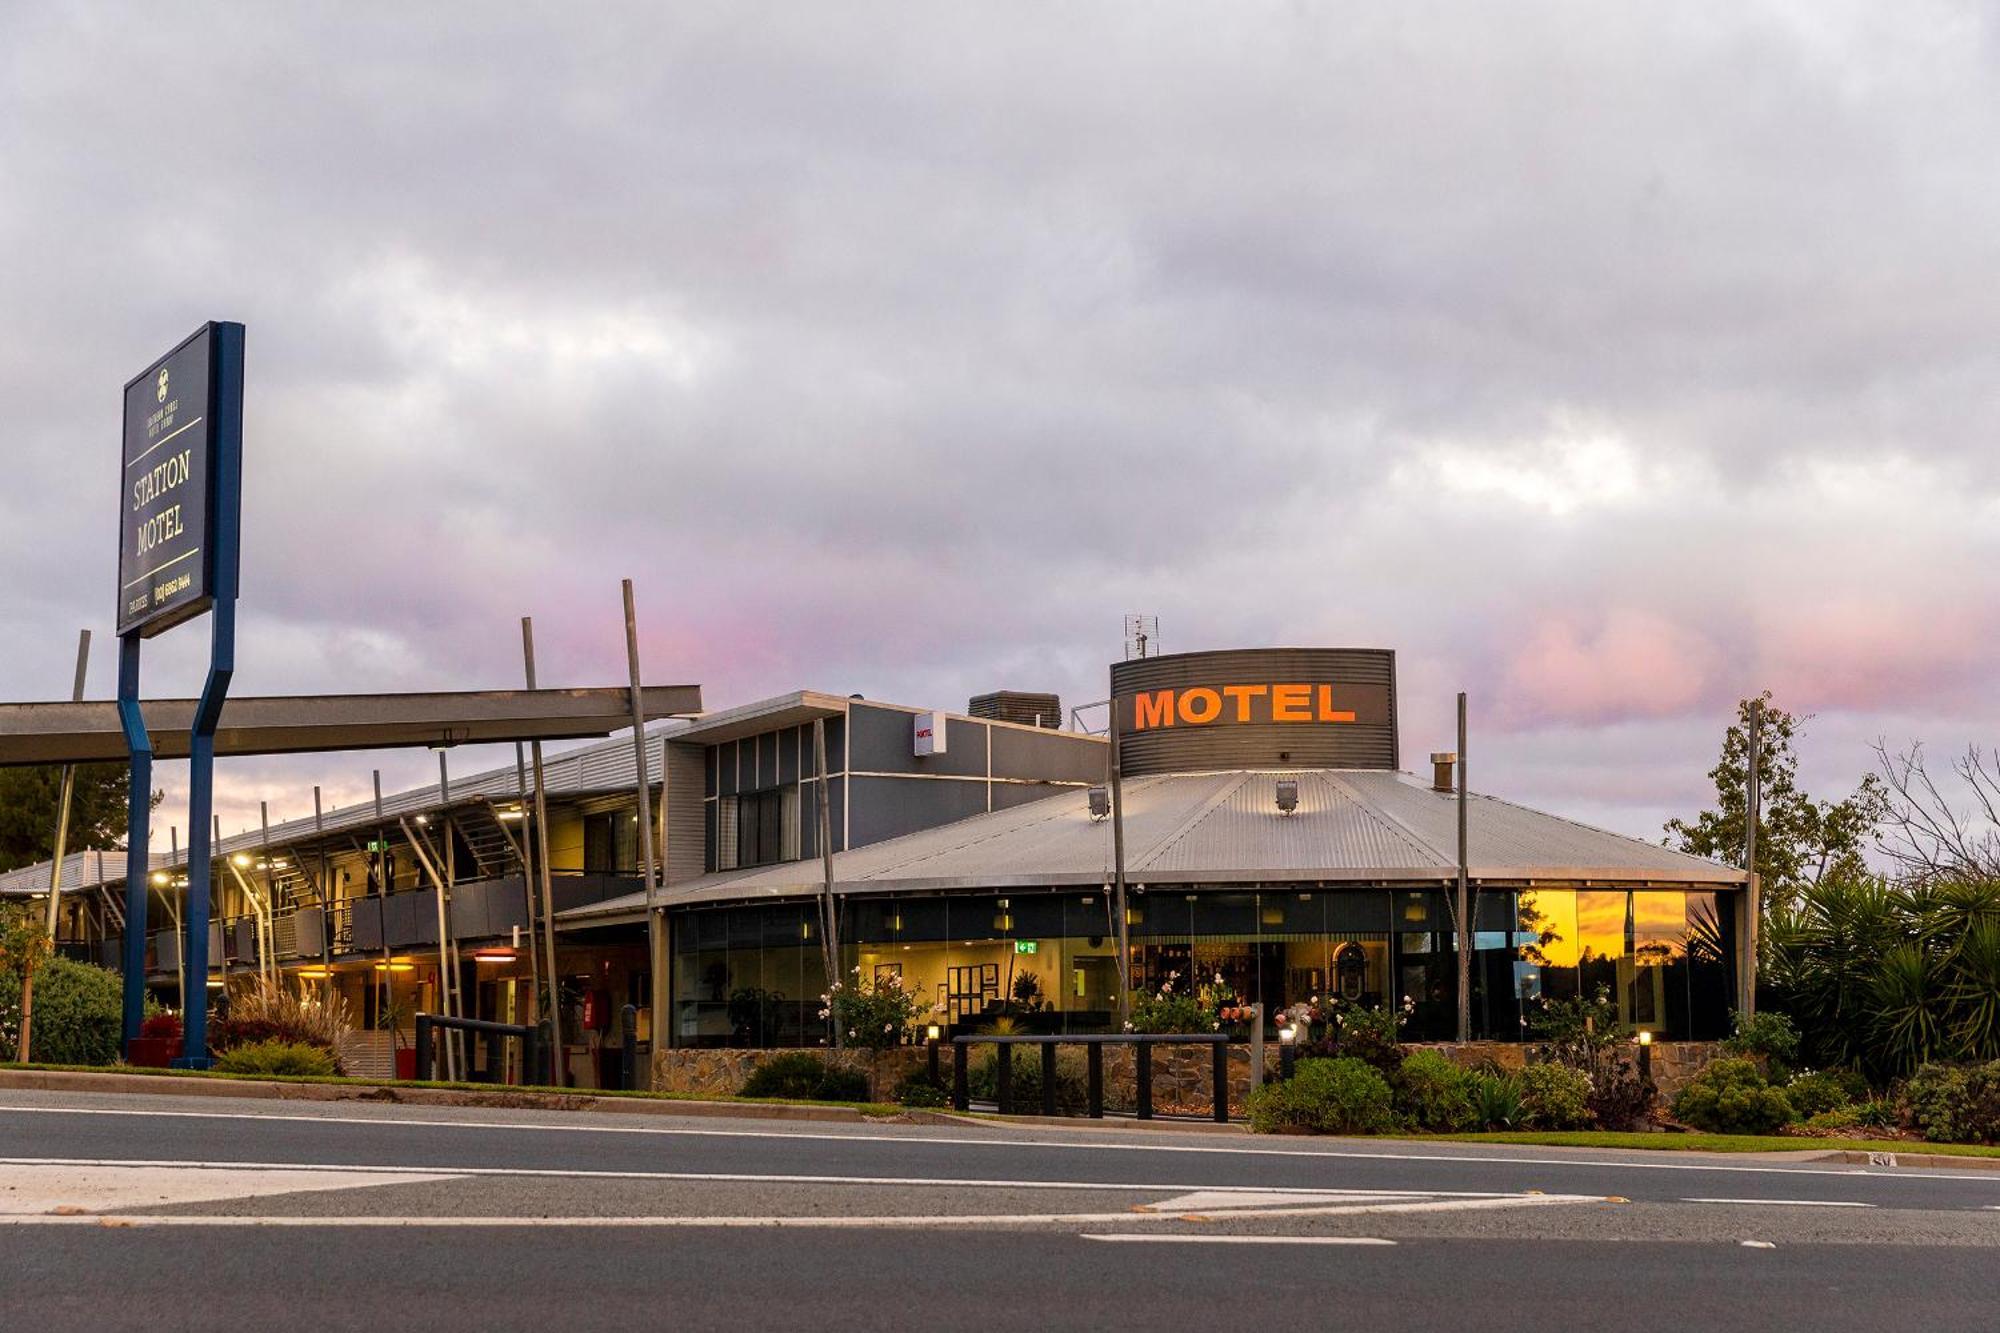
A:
[952,1041,969,1111]
[1041,1042,1058,1117]
[1249,1002,1265,1088]
[1212,1039,1230,1124]
[1108,709,1131,1028]
[117,634,153,1053]
[1086,1042,1104,1118]
[1744,697,1763,1015]
[1135,1039,1153,1120]
[812,719,840,1039]
[1456,692,1472,1044]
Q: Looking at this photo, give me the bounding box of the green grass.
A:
[1409,1129,2000,1159]
[0,1062,905,1117]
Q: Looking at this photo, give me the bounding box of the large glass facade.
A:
[668,886,1738,1047]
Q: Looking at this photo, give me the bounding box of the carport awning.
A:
[0,685,703,765]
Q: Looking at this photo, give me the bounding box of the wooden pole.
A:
[1743,697,1763,1016]
[812,719,840,1022]
[1109,706,1131,1028]
[523,618,564,1083]
[21,629,91,1064]
[620,579,664,1081]
[1456,692,1472,1044]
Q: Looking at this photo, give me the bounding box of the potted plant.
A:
[128,1011,183,1067]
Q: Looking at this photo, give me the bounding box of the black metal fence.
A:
[951,1034,1232,1123]
[413,1012,549,1086]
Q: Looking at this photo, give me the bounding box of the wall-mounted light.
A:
[150,871,170,887]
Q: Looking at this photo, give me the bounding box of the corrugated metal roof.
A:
[0,720,692,898]
[562,767,1742,923]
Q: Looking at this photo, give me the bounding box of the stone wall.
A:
[654,1046,926,1102]
[1410,1040,1723,1101]
[655,1039,1725,1110]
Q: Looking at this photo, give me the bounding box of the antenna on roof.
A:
[1123,614,1159,661]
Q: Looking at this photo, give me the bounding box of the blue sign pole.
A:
[173,324,243,1070]
[116,635,153,1050]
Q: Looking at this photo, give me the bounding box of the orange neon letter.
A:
[1132,690,1175,731]
[1316,684,1356,723]
[1178,687,1223,725]
[1271,683,1312,722]
[1222,683,1267,722]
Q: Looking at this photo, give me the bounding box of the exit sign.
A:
[1014,940,1037,954]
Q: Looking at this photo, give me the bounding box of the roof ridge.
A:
[1129,772,1255,873]
[1325,771,1455,864]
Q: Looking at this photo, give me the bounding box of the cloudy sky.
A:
[2,3,1994,846]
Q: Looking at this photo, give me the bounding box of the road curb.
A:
[0,1068,916,1125]
[1819,1147,2000,1172]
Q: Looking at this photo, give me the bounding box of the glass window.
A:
[1576,890,1630,1024]
[1515,889,1579,1017]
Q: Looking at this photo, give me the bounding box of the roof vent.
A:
[1087,786,1110,821]
[1275,779,1299,815]
[969,690,1063,729]
[1430,752,1457,793]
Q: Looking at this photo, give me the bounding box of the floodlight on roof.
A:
[1275,779,1299,815]
[1087,786,1110,821]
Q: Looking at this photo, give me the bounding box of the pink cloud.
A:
[1498,610,1723,728]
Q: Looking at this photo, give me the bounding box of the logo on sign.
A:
[1129,684,1359,731]
[156,369,170,403]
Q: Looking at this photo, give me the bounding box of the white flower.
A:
[883,1023,894,1033]
[847,1029,857,1038]
[817,1008,830,1020]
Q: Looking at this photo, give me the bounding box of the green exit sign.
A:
[1014,940,1037,954]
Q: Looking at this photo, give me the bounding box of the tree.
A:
[1665,692,1887,906]
[1873,742,2000,886]
[0,764,160,874]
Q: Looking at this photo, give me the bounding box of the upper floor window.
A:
[716,786,798,871]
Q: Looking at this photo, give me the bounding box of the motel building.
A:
[0,648,1749,1087]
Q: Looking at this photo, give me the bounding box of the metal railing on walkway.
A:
[413,1012,549,1086]
[950,1033,1232,1123]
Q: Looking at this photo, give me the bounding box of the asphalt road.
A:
[3,1090,1997,1332]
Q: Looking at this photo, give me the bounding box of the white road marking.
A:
[1084,1234,1396,1246]
[7,1102,1999,1186]
[0,1165,458,1215]
[0,1158,1537,1200]
[1740,1240,1776,1249]
[1683,1198,1876,1208]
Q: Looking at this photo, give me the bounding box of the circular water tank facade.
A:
[1110,648,1398,776]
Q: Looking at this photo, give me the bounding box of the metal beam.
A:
[0,685,704,766]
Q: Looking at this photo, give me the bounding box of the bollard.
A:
[927,1036,940,1087]
[996,1043,1013,1114]
[413,1014,434,1081]
[621,1004,639,1091]
[1041,1042,1058,1117]
[1212,1039,1229,1124]
[1280,1040,1296,1082]
[1087,1042,1104,1119]
[1136,1040,1153,1120]
[953,1040,969,1111]
[524,1025,547,1087]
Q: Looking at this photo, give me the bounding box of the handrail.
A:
[413,1011,548,1086]
[949,1032,1231,1123]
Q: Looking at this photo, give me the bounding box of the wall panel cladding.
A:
[989,724,1109,785]
[847,702,986,779]
[1111,648,1398,776]
[846,774,989,847]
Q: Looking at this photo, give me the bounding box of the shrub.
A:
[1672,1057,1797,1134]
[1470,1071,1525,1130]
[17,957,123,1066]
[209,978,350,1073]
[1395,1050,1479,1132]
[1127,970,1233,1034]
[1247,1057,1396,1135]
[1721,1010,1801,1079]
[140,1011,183,1041]
[1784,1068,1868,1119]
[822,969,929,1050]
[968,1047,1090,1113]
[893,1068,949,1108]
[1804,1107,1861,1131]
[1519,1062,1594,1129]
[1301,1000,1409,1076]
[1901,1061,2000,1144]
[213,1039,338,1077]
[1527,985,1656,1129]
[740,1052,870,1102]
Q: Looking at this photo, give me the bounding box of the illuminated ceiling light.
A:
[414,815,429,826]
[497,808,525,821]
[1260,906,1283,927]
[231,854,251,868]
[150,871,170,887]
[372,962,416,973]
[470,948,518,964]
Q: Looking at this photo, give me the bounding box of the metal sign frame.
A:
[116,321,244,1066]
